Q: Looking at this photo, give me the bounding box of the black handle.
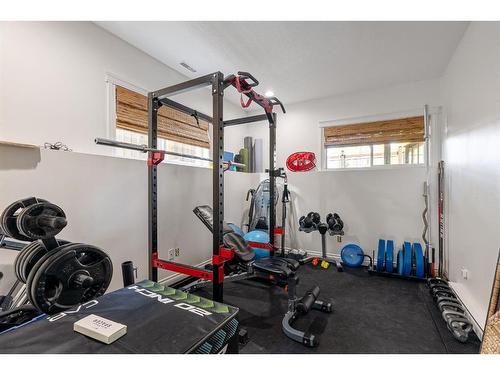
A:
[297,286,320,314]
[237,71,259,87]
[268,97,286,113]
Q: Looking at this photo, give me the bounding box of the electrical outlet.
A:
[175,248,180,257]
[168,248,175,260]
[461,268,468,280]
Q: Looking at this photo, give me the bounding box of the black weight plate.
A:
[19,241,47,283]
[26,242,75,312]
[16,202,66,240]
[21,239,70,283]
[15,241,42,282]
[14,242,38,281]
[1,200,38,241]
[28,243,112,314]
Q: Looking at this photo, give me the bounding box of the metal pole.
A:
[95,138,244,167]
[423,104,432,275]
[269,113,277,256]
[148,95,160,282]
[212,72,224,302]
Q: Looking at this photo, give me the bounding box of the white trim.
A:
[448,281,485,340]
[104,73,149,153]
[105,72,149,95]
[105,79,116,140]
[323,163,426,173]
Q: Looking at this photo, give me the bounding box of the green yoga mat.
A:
[239,148,249,173]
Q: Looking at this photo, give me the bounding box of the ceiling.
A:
[96,21,468,106]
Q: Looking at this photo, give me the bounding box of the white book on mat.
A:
[74,314,127,344]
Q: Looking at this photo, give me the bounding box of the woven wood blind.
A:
[324,116,424,146]
[115,86,210,148]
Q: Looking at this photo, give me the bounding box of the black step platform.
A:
[0,280,239,354]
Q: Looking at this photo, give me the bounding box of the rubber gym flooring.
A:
[198,265,481,354]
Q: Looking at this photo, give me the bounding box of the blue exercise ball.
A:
[227,223,244,237]
[341,244,365,268]
[244,230,270,259]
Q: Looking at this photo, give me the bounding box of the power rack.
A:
[96,71,285,303]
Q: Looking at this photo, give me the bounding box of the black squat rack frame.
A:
[96,71,285,303]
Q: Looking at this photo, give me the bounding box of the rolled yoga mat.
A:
[244,136,254,172]
[239,148,250,172]
[253,138,263,173]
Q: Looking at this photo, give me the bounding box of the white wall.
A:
[0,145,256,293]
[440,22,500,330]
[0,21,246,154]
[248,80,442,258]
[0,21,254,295]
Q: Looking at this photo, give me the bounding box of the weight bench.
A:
[189,205,333,347]
[193,205,299,280]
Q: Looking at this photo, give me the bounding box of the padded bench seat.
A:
[193,205,299,276]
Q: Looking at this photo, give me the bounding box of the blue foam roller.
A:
[386,240,394,273]
[377,239,385,272]
[403,241,412,276]
[413,242,425,278]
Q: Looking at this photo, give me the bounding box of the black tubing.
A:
[122,261,135,287]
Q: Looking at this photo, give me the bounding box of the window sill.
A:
[321,164,425,172]
[112,153,211,170]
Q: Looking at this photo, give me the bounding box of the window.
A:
[113,85,211,168]
[324,116,425,169]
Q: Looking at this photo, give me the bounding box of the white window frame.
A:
[105,72,149,141]
[319,109,427,172]
[104,73,211,169]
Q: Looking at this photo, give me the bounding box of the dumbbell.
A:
[299,212,321,230]
[326,213,343,232]
[299,215,313,229]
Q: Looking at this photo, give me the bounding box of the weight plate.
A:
[340,243,364,268]
[402,241,412,276]
[397,250,403,274]
[28,243,112,314]
[377,239,385,272]
[21,239,69,283]
[19,241,46,283]
[413,242,425,278]
[0,198,46,241]
[16,202,67,240]
[25,242,74,312]
[386,240,394,273]
[14,241,39,282]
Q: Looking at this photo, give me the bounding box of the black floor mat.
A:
[198,265,481,354]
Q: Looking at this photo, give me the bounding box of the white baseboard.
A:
[448,281,485,340]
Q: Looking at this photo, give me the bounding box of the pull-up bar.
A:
[94,137,245,168]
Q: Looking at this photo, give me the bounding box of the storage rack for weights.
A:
[96,71,285,303]
[299,224,344,271]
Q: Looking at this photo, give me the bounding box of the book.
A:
[74,314,127,344]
